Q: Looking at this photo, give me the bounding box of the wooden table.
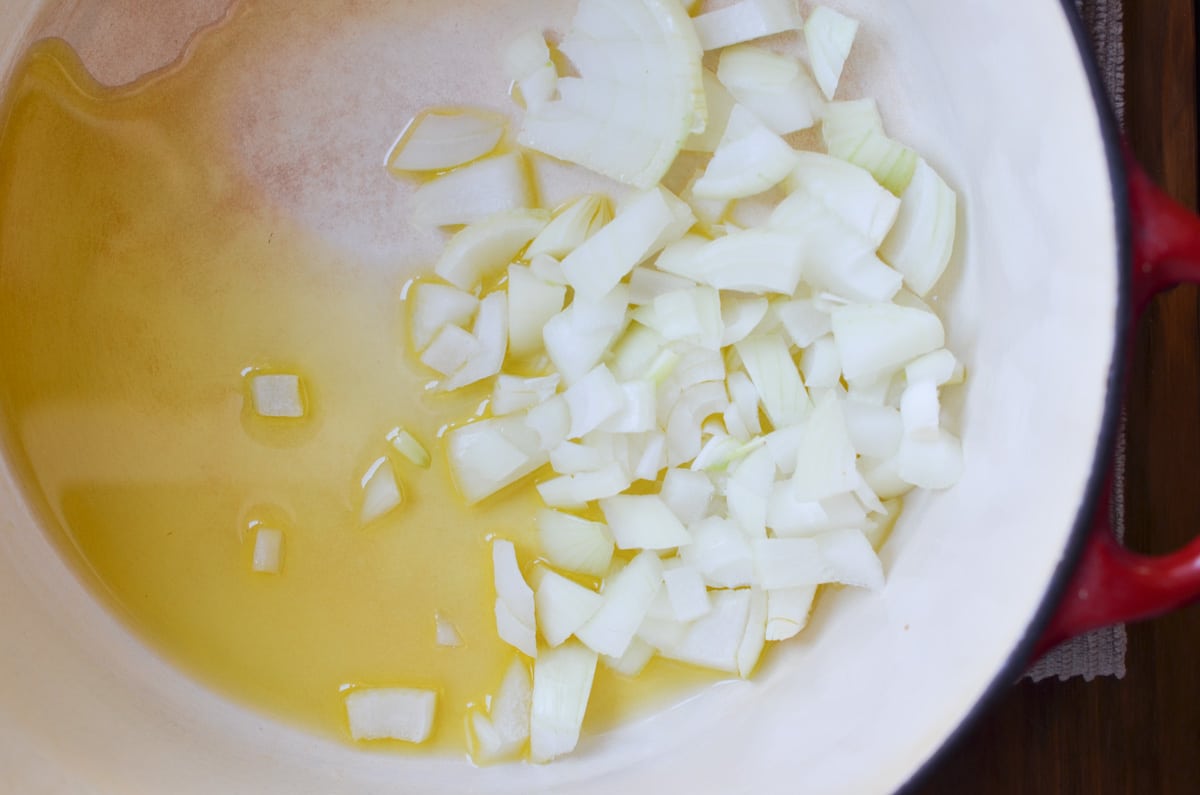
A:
[918,2,1200,792]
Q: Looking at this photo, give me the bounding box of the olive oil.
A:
[0,7,719,754]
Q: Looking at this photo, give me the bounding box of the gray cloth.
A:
[1025,0,1127,682]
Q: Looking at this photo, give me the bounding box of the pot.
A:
[0,1,1193,793]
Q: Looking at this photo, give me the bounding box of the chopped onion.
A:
[737,588,768,677]
[602,636,655,676]
[628,267,697,306]
[494,539,538,657]
[507,265,567,359]
[765,585,817,640]
[420,324,480,376]
[518,0,705,189]
[549,440,610,475]
[600,494,692,550]
[530,641,598,763]
[528,194,613,259]
[692,0,802,51]
[525,394,571,450]
[345,688,437,743]
[536,569,604,646]
[831,302,945,381]
[656,230,805,295]
[663,564,712,621]
[799,335,842,389]
[900,378,941,441]
[752,537,822,588]
[735,335,810,428]
[656,588,751,673]
[804,6,859,101]
[599,381,658,433]
[786,152,900,247]
[537,509,615,577]
[821,99,917,195]
[493,374,562,417]
[841,399,903,459]
[412,152,535,227]
[683,70,737,153]
[388,108,507,173]
[448,415,548,503]
[720,294,770,347]
[632,431,669,481]
[897,428,964,489]
[439,293,508,391]
[361,457,403,525]
[906,348,960,386]
[530,254,568,285]
[435,209,550,291]
[576,551,664,657]
[537,462,632,507]
[470,657,532,762]
[666,381,730,465]
[251,527,283,574]
[766,489,867,537]
[693,105,799,200]
[716,45,819,135]
[683,516,757,588]
[879,158,958,296]
[563,365,626,439]
[726,445,775,539]
[860,454,914,500]
[435,611,464,647]
[409,282,479,352]
[814,528,885,590]
[249,373,305,419]
[640,286,724,350]
[543,286,630,384]
[726,371,763,436]
[562,187,694,300]
[791,393,857,501]
[504,29,558,113]
[387,426,432,469]
[775,298,832,349]
[660,467,716,524]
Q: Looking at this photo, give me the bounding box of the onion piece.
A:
[543,286,630,385]
[494,539,538,657]
[735,335,810,428]
[726,371,763,436]
[435,611,464,647]
[576,550,664,657]
[692,0,802,51]
[799,335,842,389]
[666,381,730,465]
[765,585,817,641]
[842,400,903,459]
[900,378,941,441]
[438,292,508,391]
[716,45,819,135]
[563,365,626,439]
[518,0,705,189]
[786,152,900,247]
[821,99,917,195]
[249,373,306,419]
[562,187,694,300]
[775,298,832,349]
[507,265,567,360]
[726,445,775,539]
[880,158,958,296]
[528,194,613,259]
[791,392,857,501]
[830,302,945,381]
[767,488,867,537]
[897,428,964,489]
[387,426,432,469]
[628,267,697,306]
[683,70,737,153]
[504,29,558,113]
[656,588,751,673]
[525,394,571,450]
[409,282,479,352]
[448,415,549,503]
[683,517,757,588]
[660,468,716,524]
[737,588,768,677]
[420,324,480,376]
[906,348,960,386]
[413,152,535,227]
[530,641,599,763]
[537,462,632,508]
[470,657,532,763]
[345,688,437,744]
[388,108,506,173]
[537,510,615,577]
[529,254,568,285]
[549,440,610,475]
[814,527,885,589]
[251,527,283,574]
[492,374,561,417]
[639,286,724,350]
[602,637,656,676]
[803,6,858,100]
[435,209,550,291]
[361,457,403,525]
[656,230,805,295]
[599,381,658,434]
[536,570,604,647]
[693,105,799,200]
[600,494,692,550]
[720,294,770,347]
[663,564,712,621]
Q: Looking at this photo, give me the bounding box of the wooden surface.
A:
[917,2,1200,793]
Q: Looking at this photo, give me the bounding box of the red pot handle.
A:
[1036,143,1200,657]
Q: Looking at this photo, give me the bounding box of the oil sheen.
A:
[0,10,720,754]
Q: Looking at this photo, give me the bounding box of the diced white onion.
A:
[663,564,712,621]
[656,588,751,673]
[683,70,737,153]
[413,152,535,227]
[543,286,630,384]
[841,399,903,459]
[494,539,538,657]
[388,108,506,173]
[737,588,768,677]
[906,348,960,386]
[536,569,603,647]
[693,106,799,200]
[600,494,692,550]
[880,158,958,296]
[716,45,819,135]
[576,551,664,657]
[656,230,804,295]
[660,467,716,524]
[345,688,437,744]
[726,445,775,539]
[563,365,626,439]
[599,381,658,434]
[683,517,757,588]
[787,151,900,247]
[409,282,479,352]
[821,99,917,195]
[448,416,548,503]
[831,302,945,381]
[492,374,562,417]
[251,527,283,574]
[537,509,615,577]
[735,335,810,428]
[602,636,656,677]
[530,641,598,763]
[774,298,832,349]
[435,209,550,291]
[803,6,859,101]
[249,373,306,419]
[765,585,817,640]
[435,611,464,647]
[420,324,480,376]
[439,292,509,391]
[897,428,964,489]
[507,265,567,359]
[692,0,802,51]
[528,194,614,260]
[361,457,403,525]
[387,426,432,468]
[537,462,632,507]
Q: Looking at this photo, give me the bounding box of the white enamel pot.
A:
[3,1,1196,794]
